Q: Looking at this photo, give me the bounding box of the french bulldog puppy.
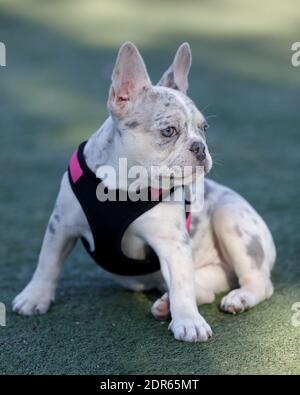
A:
[13,42,276,342]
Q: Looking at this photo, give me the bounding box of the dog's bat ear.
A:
[108,42,151,115]
[157,42,192,94]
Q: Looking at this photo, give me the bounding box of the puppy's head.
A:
[107,42,212,185]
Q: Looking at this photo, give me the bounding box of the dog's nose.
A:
[189,141,206,162]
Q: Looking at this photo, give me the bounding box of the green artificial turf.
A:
[0,0,300,375]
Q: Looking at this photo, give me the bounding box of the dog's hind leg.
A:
[151,292,170,320]
[211,200,276,314]
[151,263,237,319]
[194,263,237,305]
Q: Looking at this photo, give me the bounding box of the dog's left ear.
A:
[158,43,192,94]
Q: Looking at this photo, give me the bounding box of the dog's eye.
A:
[202,122,209,132]
[161,126,178,138]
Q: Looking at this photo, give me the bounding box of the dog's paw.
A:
[151,293,170,320]
[169,314,212,342]
[12,281,54,316]
[220,289,256,314]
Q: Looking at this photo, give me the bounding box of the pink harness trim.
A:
[186,211,191,233]
[70,149,83,183]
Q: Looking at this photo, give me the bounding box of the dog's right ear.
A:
[108,42,151,116]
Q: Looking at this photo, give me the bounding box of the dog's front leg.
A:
[13,174,79,316]
[12,213,77,316]
[145,232,212,342]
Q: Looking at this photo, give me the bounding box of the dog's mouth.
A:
[197,158,212,176]
[203,160,212,175]
[191,160,212,177]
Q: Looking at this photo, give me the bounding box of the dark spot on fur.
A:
[234,225,243,237]
[164,102,170,107]
[107,134,113,143]
[246,235,265,268]
[189,216,201,238]
[165,71,179,90]
[48,221,56,235]
[162,70,178,90]
[167,70,174,81]
[125,121,139,129]
[54,214,60,222]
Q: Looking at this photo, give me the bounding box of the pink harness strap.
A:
[186,211,191,233]
[69,149,83,183]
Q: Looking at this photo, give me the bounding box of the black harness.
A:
[68,141,191,276]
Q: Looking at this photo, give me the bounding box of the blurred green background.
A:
[0,0,300,374]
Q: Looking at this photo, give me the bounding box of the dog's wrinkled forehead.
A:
[138,86,207,136]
